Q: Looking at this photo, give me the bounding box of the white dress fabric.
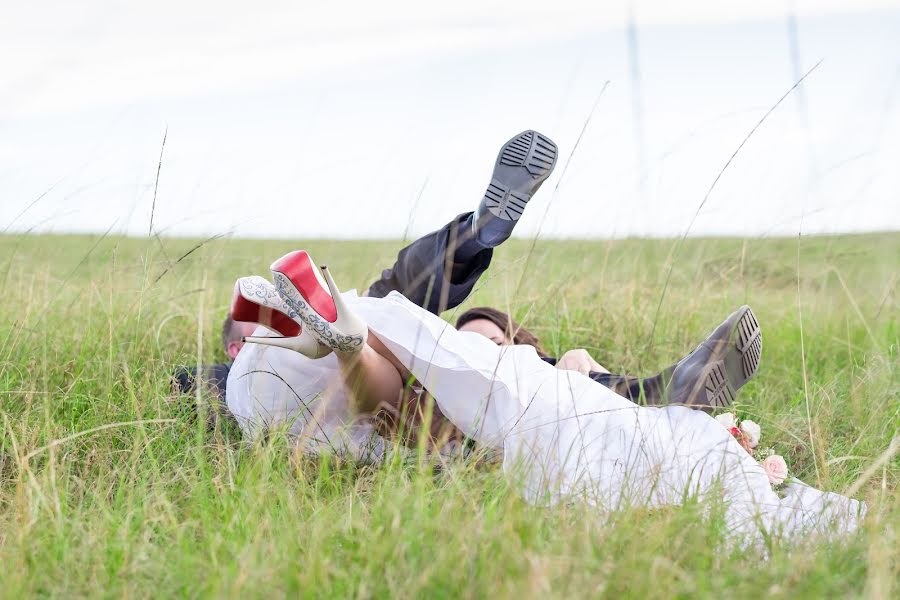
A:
[227,324,387,460]
[227,291,865,542]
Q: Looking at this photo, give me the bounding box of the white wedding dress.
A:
[227,291,865,543]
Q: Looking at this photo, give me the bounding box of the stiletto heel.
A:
[319,265,368,345]
[240,333,333,358]
[270,250,368,354]
[230,276,332,358]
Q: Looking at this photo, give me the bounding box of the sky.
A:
[1,1,899,239]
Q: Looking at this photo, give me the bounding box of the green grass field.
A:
[0,232,897,598]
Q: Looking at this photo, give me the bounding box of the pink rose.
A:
[761,455,788,486]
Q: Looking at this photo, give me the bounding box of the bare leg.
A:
[337,333,466,450]
[335,331,407,415]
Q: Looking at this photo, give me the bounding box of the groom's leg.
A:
[590,306,763,411]
[588,372,668,406]
[366,130,558,315]
[366,212,492,314]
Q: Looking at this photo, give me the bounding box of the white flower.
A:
[739,419,761,449]
[761,455,788,486]
[714,412,737,429]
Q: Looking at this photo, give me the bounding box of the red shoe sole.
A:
[270,250,338,323]
[230,281,301,337]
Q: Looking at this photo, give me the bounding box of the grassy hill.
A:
[0,232,897,598]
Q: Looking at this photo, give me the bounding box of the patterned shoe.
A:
[473,130,558,247]
[269,250,368,354]
[667,305,762,410]
[232,276,332,358]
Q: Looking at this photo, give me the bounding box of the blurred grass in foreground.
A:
[0,232,897,598]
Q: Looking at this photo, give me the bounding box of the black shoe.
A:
[472,130,558,247]
[668,305,762,410]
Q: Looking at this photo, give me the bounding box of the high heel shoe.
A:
[269,250,368,354]
[231,276,332,358]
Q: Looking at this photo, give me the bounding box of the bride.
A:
[226,249,865,545]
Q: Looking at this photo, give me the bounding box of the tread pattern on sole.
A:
[482,180,530,221]
[499,131,558,178]
[704,362,736,408]
[735,308,762,380]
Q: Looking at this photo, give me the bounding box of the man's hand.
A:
[555,349,608,376]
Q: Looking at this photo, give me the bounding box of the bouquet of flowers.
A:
[714,412,789,488]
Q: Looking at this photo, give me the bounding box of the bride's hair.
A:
[455,307,548,358]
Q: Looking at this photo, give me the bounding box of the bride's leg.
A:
[336,333,407,415]
[264,249,467,445]
[351,335,466,450]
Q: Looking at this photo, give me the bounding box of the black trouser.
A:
[589,368,676,407]
[366,212,492,315]
[368,217,678,407]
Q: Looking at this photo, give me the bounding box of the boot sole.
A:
[701,307,762,408]
[482,131,558,221]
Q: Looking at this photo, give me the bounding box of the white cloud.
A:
[2,1,897,238]
[3,1,898,116]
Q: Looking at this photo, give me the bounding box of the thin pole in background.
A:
[786,2,818,182]
[626,1,648,232]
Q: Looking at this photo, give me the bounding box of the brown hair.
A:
[221,315,243,351]
[455,307,548,358]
